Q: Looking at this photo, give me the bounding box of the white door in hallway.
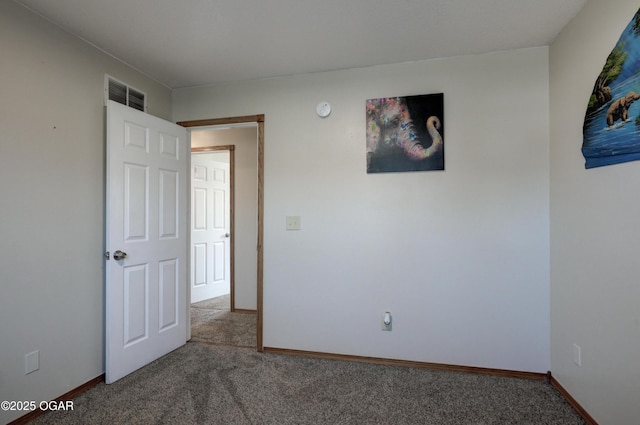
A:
[191,154,230,303]
[105,100,188,384]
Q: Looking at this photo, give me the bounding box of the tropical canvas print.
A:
[583,8,640,169]
[366,93,444,173]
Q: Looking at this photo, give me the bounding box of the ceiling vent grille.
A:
[105,76,146,112]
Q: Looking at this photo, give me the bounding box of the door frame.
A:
[191,145,235,310]
[179,115,264,352]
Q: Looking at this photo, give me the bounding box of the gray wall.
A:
[174,47,551,373]
[0,2,171,424]
[550,0,640,424]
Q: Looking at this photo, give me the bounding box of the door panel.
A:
[159,170,179,238]
[159,259,179,331]
[124,164,148,240]
[123,264,148,346]
[213,241,225,281]
[193,243,207,287]
[106,100,187,384]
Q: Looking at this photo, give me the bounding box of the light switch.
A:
[286,216,301,230]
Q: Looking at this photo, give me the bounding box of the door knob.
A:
[113,250,128,261]
[224,233,230,238]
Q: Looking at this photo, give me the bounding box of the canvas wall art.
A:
[583,8,640,169]
[366,93,444,173]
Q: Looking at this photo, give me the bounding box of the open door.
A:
[105,100,188,384]
[191,153,231,303]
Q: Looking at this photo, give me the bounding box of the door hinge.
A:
[104,251,110,260]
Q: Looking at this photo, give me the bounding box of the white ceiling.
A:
[14,0,587,89]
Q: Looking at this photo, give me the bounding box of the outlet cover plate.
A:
[381,312,392,331]
[573,344,582,367]
[25,350,39,375]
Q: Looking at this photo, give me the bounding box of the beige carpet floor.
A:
[30,343,586,425]
[190,294,257,348]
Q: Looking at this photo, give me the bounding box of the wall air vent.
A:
[105,76,146,112]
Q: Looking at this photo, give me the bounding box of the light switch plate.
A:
[286,216,301,230]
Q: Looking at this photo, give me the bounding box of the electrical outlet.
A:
[25,350,39,375]
[573,344,582,367]
[381,311,392,331]
[286,216,301,230]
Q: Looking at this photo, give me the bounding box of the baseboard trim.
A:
[548,373,599,425]
[263,347,546,381]
[8,374,104,425]
[232,308,257,314]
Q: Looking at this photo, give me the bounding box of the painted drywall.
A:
[549,0,640,424]
[0,2,171,424]
[191,127,259,310]
[173,47,551,372]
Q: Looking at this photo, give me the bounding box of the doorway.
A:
[180,115,264,352]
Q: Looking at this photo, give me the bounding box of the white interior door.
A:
[105,100,187,384]
[191,154,230,303]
